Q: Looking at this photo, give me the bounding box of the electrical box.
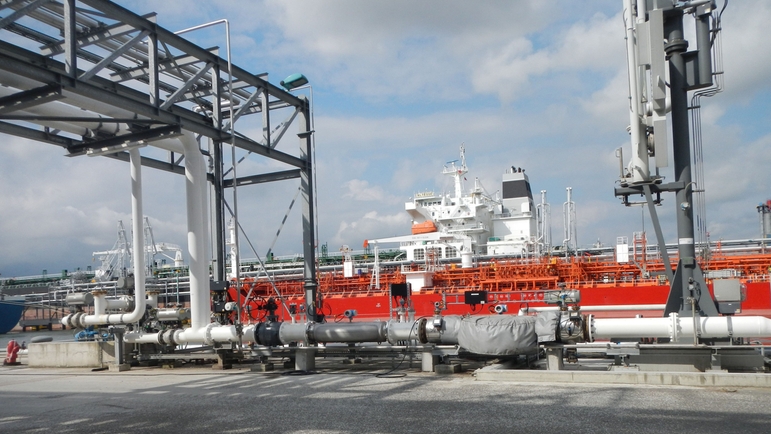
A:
[717,302,741,315]
[210,280,228,292]
[464,290,488,305]
[713,279,744,302]
[390,283,409,298]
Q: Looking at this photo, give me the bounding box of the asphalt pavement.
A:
[1,361,771,434]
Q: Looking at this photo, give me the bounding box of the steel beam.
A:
[66,124,182,156]
[0,0,53,30]
[223,169,301,188]
[0,120,74,147]
[40,13,157,56]
[78,0,305,106]
[0,84,63,114]
[0,46,306,168]
[104,151,186,176]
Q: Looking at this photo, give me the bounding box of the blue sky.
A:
[1,0,770,277]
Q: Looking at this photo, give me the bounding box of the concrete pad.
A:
[27,341,116,368]
[251,363,274,372]
[475,368,771,388]
[435,363,462,375]
[108,363,131,372]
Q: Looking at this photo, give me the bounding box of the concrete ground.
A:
[3,330,771,433]
[1,359,771,434]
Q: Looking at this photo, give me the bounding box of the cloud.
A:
[470,11,624,103]
[1,0,770,277]
[332,210,410,249]
[720,1,771,102]
[341,179,393,202]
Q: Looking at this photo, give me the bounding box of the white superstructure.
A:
[366,145,537,261]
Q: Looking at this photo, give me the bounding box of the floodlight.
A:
[280,73,309,90]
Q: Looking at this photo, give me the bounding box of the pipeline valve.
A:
[543,289,581,310]
[558,310,588,344]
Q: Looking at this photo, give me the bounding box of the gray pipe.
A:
[695,10,713,87]
[253,320,420,346]
[309,322,387,343]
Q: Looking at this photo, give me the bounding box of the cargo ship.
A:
[226,147,771,323]
[0,294,25,334]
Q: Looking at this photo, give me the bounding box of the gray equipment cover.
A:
[535,311,561,343]
[456,315,537,356]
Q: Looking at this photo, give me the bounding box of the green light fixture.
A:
[280,73,309,90]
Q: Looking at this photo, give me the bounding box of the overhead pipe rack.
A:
[0,0,317,314]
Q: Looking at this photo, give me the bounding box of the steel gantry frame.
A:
[0,0,318,318]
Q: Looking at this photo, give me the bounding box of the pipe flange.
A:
[417,318,428,344]
[668,312,679,342]
[305,322,316,345]
[584,314,595,343]
[385,321,404,345]
[70,312,86,329]
[63,313,76,330]
[664,38,688,55]
[158,329,177,346]
[204,323,216,345]
[164,329,178,346]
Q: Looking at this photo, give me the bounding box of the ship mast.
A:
[443,144,468,200]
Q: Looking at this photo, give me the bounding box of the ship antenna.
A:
[455,143,468,199]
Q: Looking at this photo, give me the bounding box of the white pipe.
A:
[178,131,211,330]
[593,314,771,343]
[92,293,133,315]
[57,132,208,331]
[63,148,146,327]
[93,292,107,316]
[518,304,665,316]
[147,131,210,330]
[146,292,159,309]
[624,0,650,183]
[3,73,212,332]
[105,297,132,311]
[124,324,257,345]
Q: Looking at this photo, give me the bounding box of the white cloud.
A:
[332,210,410,249]
[341,179,391,202]
[471,11,624,103]
[720,1,771,102]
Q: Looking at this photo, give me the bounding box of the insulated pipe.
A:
[592,314,771,342]
[308,322,387,343]
[248,320,421,347]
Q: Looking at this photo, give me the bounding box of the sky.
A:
[1,0,770,278]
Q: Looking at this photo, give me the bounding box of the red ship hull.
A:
[229,253,771,323]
